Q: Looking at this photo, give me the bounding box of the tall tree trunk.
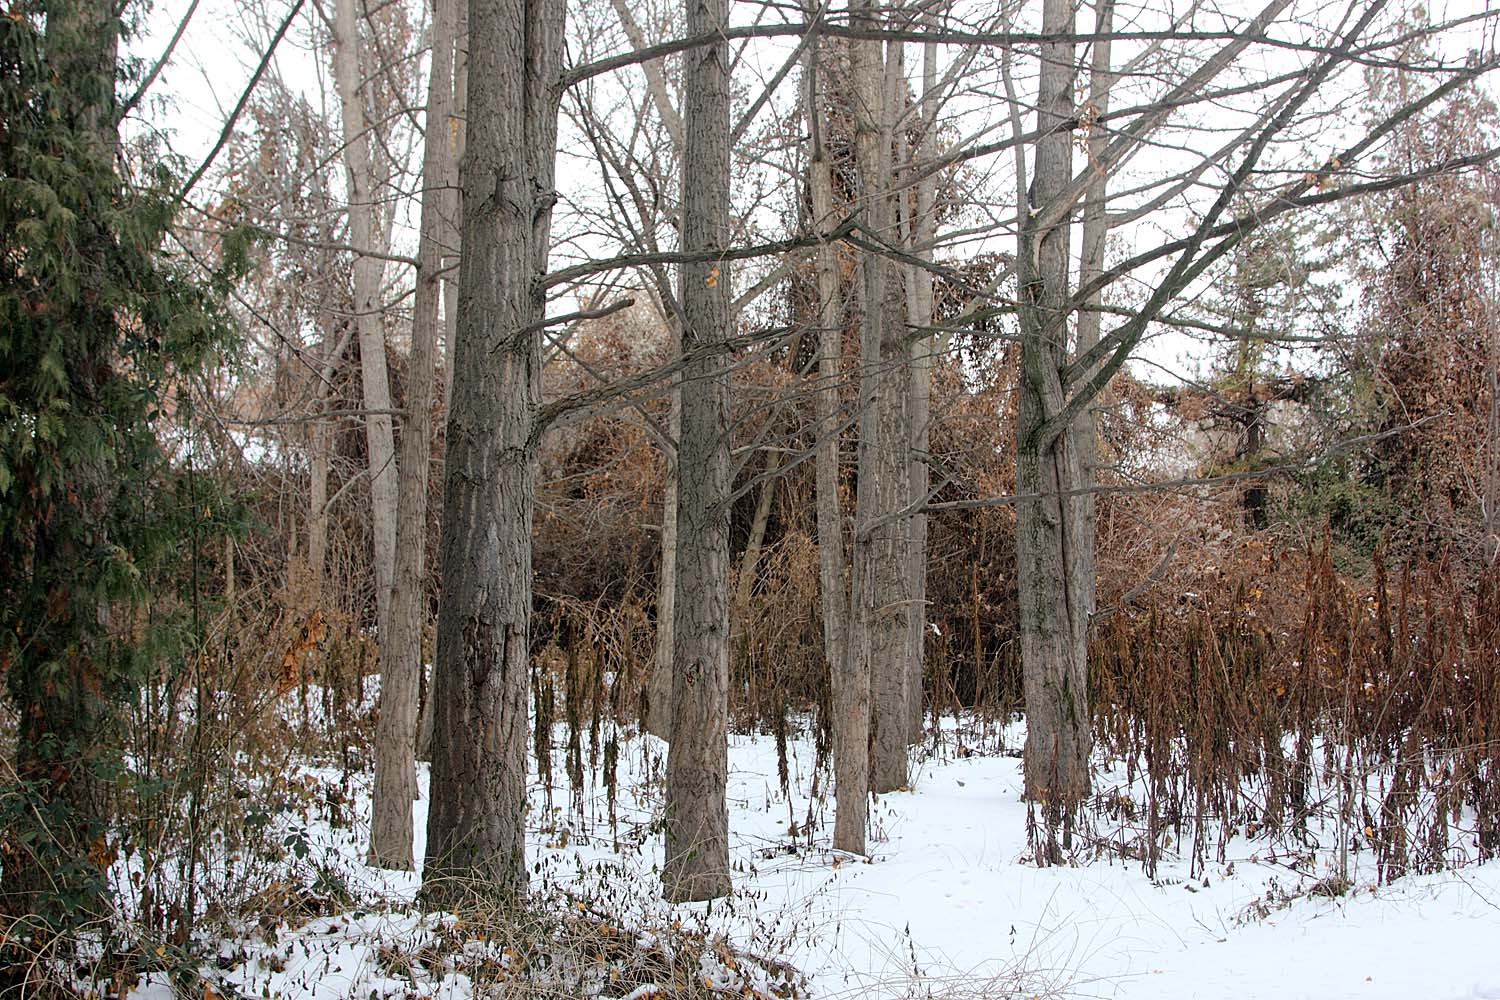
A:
[904,23,939,744]
[437,0,467,418]
[331,0,399,643]
[1016,0,1090,866]
[646,349,680,739]
[422,0,564,901]
[370,0,455,870]
[804,30,863,854]
[1074,0,1114,618]
[607,2,684,741]
[300,323,343,739]
[663,0,732,903]
[303,157,347,611]
[853,22,911,796]
[417,7,465,763]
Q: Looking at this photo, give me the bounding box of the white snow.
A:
[136,715,1500,1000]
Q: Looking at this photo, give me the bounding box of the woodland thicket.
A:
[1,0,1499,994]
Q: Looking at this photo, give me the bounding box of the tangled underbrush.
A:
[0,591,379,999]
[1090,540,1500,883]
[363,877,807,1000]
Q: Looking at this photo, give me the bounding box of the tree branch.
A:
[177,0,309,203]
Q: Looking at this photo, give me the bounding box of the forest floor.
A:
[129,715,1500,1000]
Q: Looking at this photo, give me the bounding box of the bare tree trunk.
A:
[1074,0,1114,620]
[663,0,732,903]
[904,22,939,744]
[422,0,564,902]
[804,27,862,853]
[437,0,467,418]
[225,533,236,606]
[1016,0,1090,866]
[370,0,455,871]
[302,152,346,611]
[307,415,331,599]
[331,0,399,643]
[646,353,680,739]
[854,22,912,796]
[417,6,466,764]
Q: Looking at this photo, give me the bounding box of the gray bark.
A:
[904,24,939,744]
[805,30,863,854]
[437,0,467,417]
[301,146,348,608]
[422,0,564,901]
[331,0,400,648]
[646,382,679,739]
[853,21,912,796]
[307,415,331,599]
[370,0,455,870]
[1016,0,1091,865]
[417,2,466,764]
[663,0,732,903]
[306,308,348,604]
[1074,0,1114,621]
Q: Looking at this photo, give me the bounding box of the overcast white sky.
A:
[127,0,1500,387]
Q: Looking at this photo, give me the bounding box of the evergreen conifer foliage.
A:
[0,0,243,948]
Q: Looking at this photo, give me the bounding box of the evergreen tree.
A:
[0,0,243,950]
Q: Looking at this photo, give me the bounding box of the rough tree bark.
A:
[422,0,564,901]
[1074,0,1114,620]
[438,0,467,417]
[330,0,400,647]
[1015,0,1090,866]
[904,21,939,743]
[852,14,912,796]
[804,28,864,854]
[370,0,455,870]
[416,3,465,763]
[646,376,679,739]
[663,0,732,903]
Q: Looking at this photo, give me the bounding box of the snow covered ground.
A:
[137,717,1500,1000]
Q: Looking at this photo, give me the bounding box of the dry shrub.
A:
[366,875,807,1000]
[731,527,826,734]
[1090,535,1500,883]
[0,588,375,999]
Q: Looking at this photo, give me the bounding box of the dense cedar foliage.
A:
[0,0,244,949]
